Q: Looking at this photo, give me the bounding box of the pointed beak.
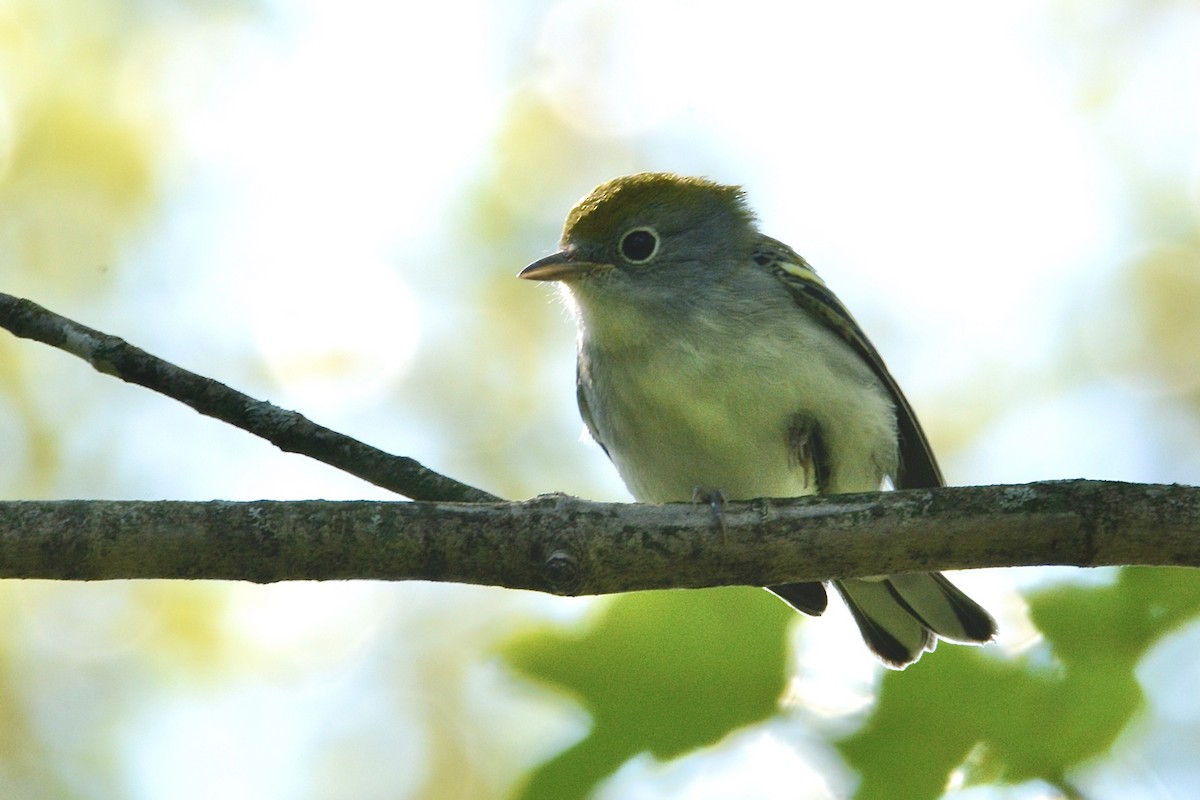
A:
[519,251,611,282]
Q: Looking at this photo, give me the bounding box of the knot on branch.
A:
[542,549,581,594]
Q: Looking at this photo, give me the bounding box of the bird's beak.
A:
[519,251,610,282]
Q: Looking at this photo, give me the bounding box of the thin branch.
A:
[0,293,499,503]
[0,481,1196,590]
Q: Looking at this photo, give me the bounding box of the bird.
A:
[519,172,995,668]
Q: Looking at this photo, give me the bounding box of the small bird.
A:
[520,172,995,668]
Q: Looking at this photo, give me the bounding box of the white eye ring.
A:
[619,227,660,264]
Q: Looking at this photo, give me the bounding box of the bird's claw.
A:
[692,487,728,543]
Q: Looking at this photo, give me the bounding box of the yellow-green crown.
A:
[562,172,755,245]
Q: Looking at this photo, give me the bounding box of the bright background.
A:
[2,0,1200,798]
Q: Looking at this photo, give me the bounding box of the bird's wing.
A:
[752,236,944,489]
[576,363,612,459]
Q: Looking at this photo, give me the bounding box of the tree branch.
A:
[0,293,498,503]
[3,293,1198,593]
[0,481,1196,590]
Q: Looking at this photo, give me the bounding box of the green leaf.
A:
[838,567,1200,799]
[501,587,793,800]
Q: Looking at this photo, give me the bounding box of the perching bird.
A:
[520,172,995,667]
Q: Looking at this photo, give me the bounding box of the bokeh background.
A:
[2,0,1200,798]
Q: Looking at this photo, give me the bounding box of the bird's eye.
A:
[619,227,659,263]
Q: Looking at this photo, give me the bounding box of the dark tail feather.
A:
[835,579,936,668]
[834,574,996,668]
[887,573,997,643]
[769,582,828,616]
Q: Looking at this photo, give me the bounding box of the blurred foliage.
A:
[0,594,74,797]
[0,0,165,295]
[0,581,234,798]
[1124,245,1200,402]
[840,568,1200,799]
[499,569,1200,800]
[502,588,793,800]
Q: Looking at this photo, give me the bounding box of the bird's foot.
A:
[691,487,728,543]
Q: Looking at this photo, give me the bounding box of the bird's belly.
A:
[590,357,817,503]
[582,324,897,503]
[614,425,814,503]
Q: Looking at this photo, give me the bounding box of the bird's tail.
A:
[833,573,996,668]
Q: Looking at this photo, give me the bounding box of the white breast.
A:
[577,295,898,503]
